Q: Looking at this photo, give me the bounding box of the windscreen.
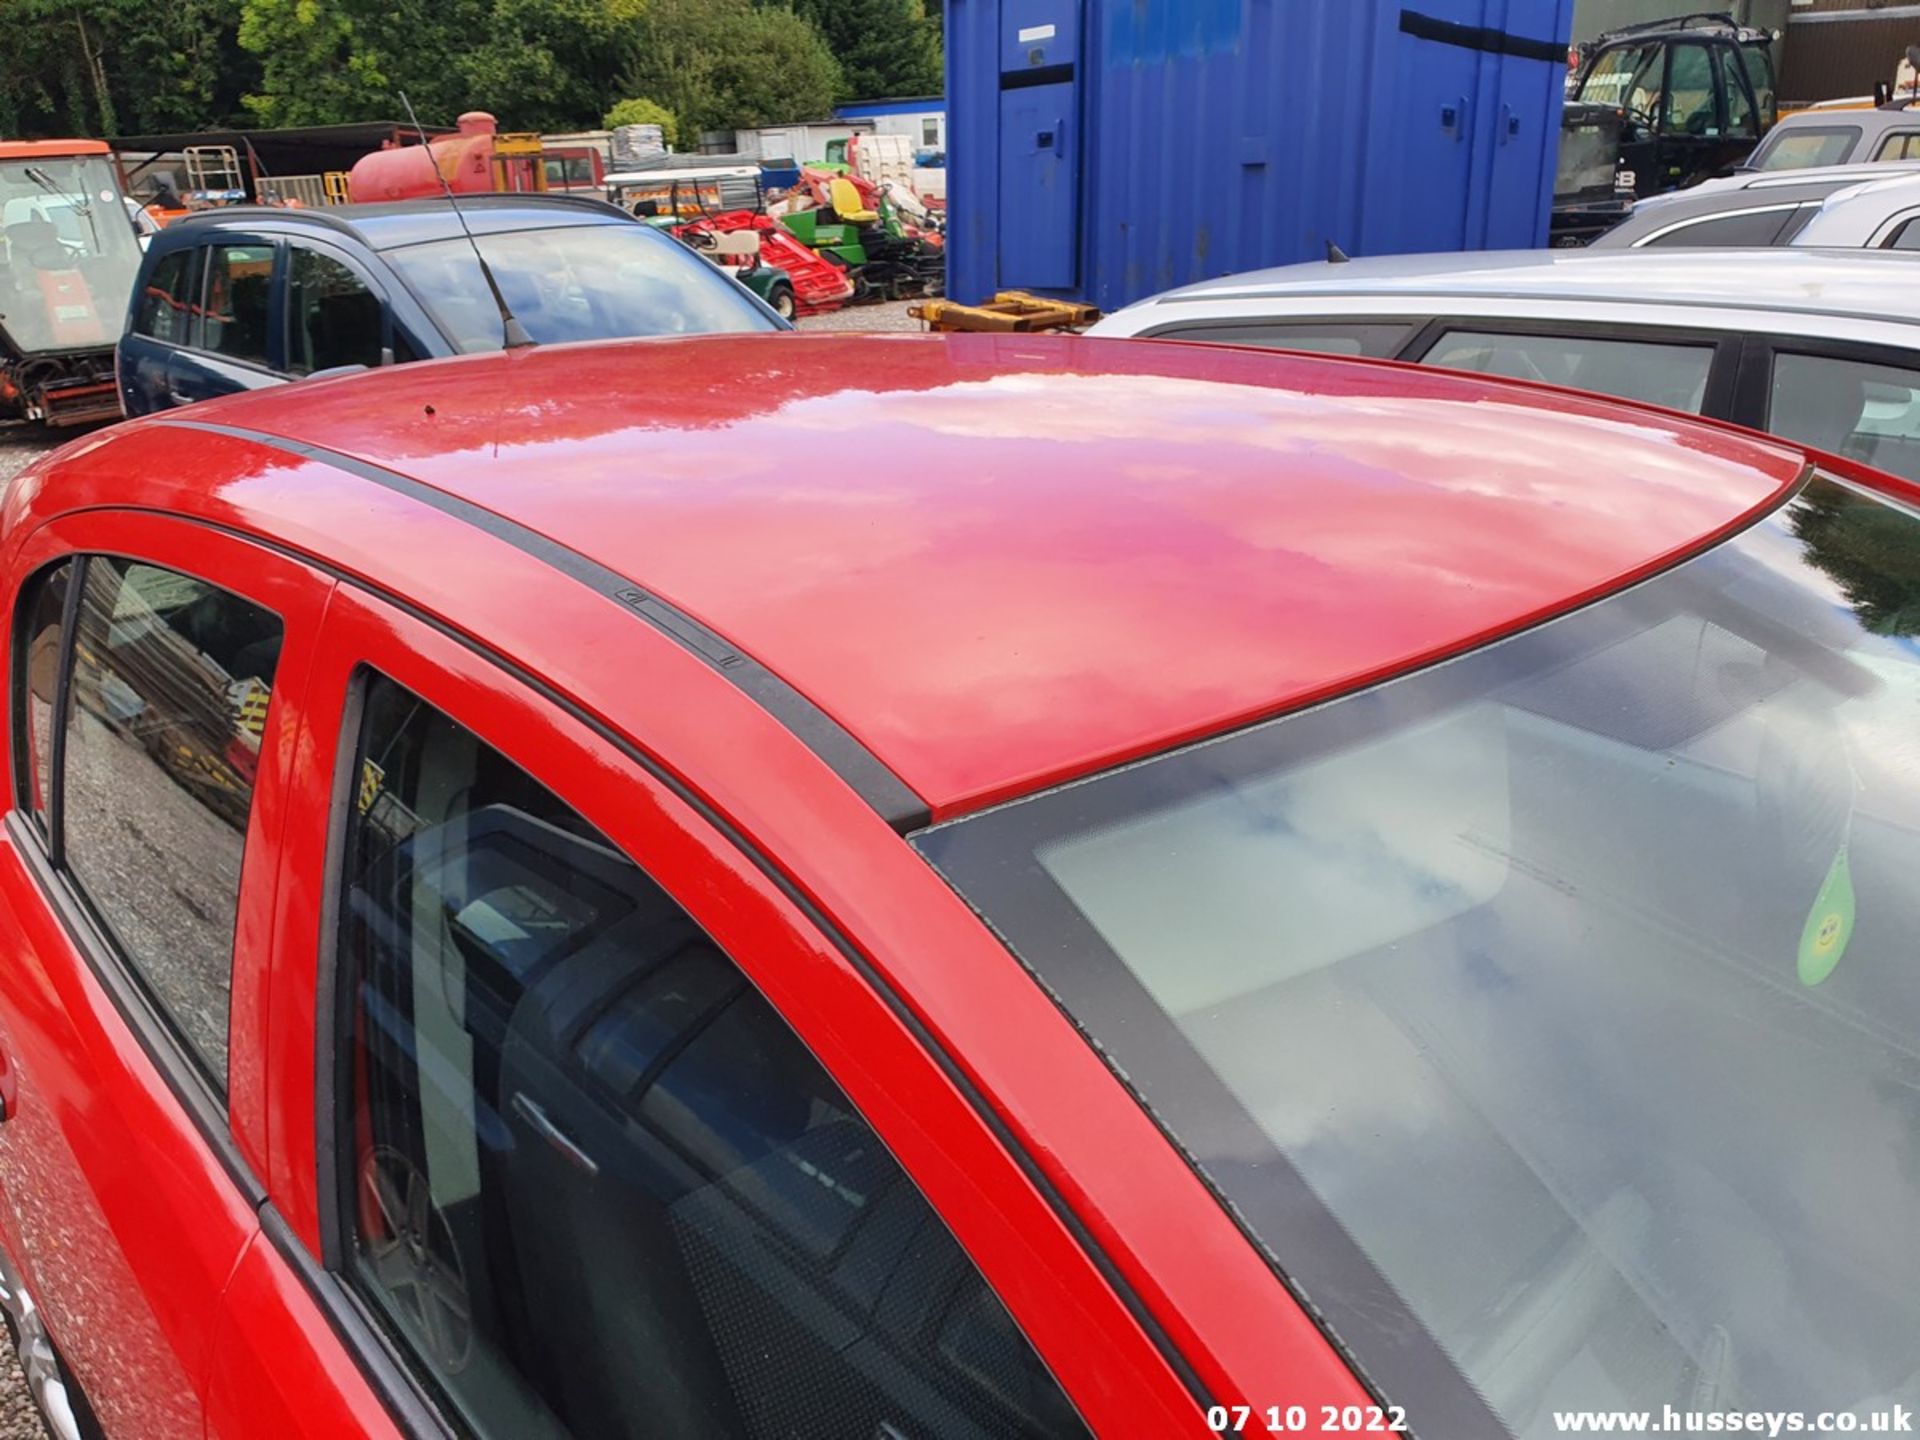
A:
[0,154,144,353]
[916,477,1920,1438]
[385,222,780,352]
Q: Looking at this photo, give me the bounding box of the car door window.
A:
[286,247,384,375]
[202,243,273,365]
[52,558,283,1088]
[133,248,199,346]
[1663,44,1718,136]
[1886,216,1920,250]
[1151,321,1414,357]
[1644,206,1798,247]
[1714,45,1757,137]
[1874,132,1920,161]
[1420,330,1714,413]
[332,673,1086,1440]
[1769,351,1920,484]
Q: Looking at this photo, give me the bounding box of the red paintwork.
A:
[0,509,331,1438]
[174,332,1808,815]
[0,336,1821,1438]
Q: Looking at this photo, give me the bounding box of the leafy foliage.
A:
[602,95,676,144]
[0,0,261,137]
[619,0,840,141]
[238,0,638,131]
[790,0,941,101]
[0,0,939,138]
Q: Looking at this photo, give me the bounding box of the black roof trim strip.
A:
[158,418,931,830]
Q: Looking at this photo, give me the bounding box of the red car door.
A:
[219,581,1194,1438]
[0,510,332,1438]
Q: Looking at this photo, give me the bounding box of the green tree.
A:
[602,95,676,144]
[0,0,261,138]
[790,0,941,101]
[620,0,838,140]
[238,0,645,130]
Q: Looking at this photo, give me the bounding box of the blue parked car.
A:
[118,195,787,416]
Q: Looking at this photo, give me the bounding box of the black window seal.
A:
[10,556,83,854]
[153,419,932,831]
[256,1201,459,1440]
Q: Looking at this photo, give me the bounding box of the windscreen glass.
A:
[917,477,1920,1438]
[387,223,779,352]
[0,154,143,353]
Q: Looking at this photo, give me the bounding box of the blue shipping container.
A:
[947,0,1577,308]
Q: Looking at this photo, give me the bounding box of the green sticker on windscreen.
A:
[1797,846,1855,987]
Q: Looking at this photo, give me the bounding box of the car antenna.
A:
[1326,239,1351,264]
[398,90,533,349]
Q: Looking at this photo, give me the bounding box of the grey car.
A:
[1589,161,1920,247]
[1745,102,1920,171]
[1087,247,1920,483]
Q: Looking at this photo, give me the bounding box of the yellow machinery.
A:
[909,291,1102,333]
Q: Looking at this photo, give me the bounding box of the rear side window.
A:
[1754,125,1860,171]
[1151,321,1413,358]
[1769,350,1920,484]
[58,558,283,1087]
[1642,205,1799,247]
[333,674,1085,1440]
[133,248,199,346]
[1420,329,1714,413]
[1875,132,1920,162]
[12,561,74,832]
[287,246,383,375]
[1887,216,1920,250]
[202,243,273,365]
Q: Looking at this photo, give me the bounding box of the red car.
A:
[0,334,1916,1440]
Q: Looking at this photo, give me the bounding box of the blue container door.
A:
[1482,0,1572,248]
[998,82,1079,289]
[995,0,1081,291]
[1380,2,1495,254]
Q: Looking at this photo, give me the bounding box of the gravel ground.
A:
[0,430,61,486]
[794,297,927,333]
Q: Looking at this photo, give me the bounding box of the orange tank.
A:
[346,112,547,202]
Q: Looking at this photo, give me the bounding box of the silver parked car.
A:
[1588,162,1920,248]
[1789,170,1920,250]
[1087,248,1920,482]
[1745,101,1920,172]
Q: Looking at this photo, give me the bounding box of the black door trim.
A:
[1399,9,1566,64]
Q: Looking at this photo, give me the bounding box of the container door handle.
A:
[1441,97,1468,140]
[1037,119,1065,155]
[1501,105,1520,144]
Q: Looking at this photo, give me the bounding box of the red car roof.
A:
[135,334,1805,817]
